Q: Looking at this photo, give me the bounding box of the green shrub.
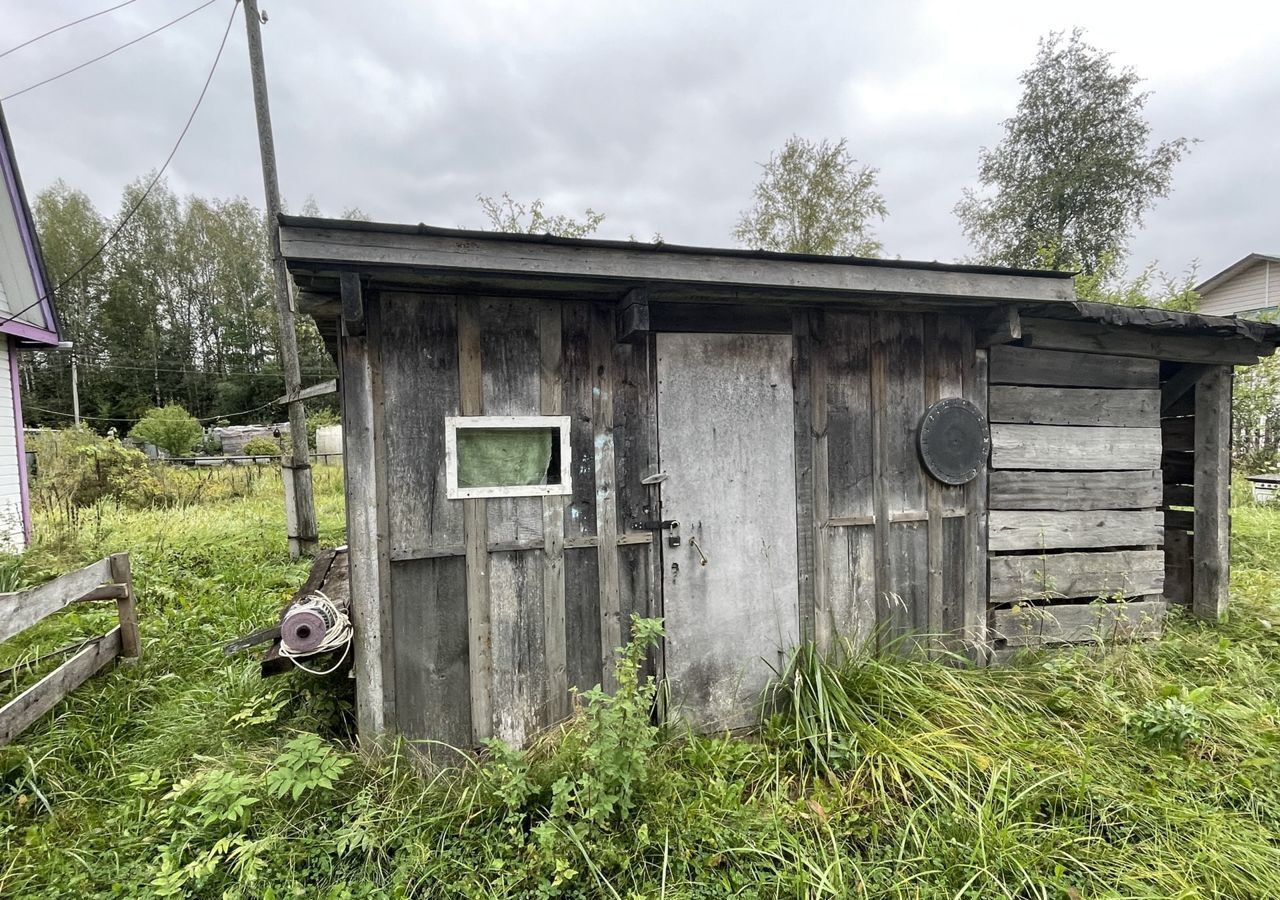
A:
[129,405,203,458]
[242,436,282,457]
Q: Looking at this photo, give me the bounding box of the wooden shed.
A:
[280,217,1280,747]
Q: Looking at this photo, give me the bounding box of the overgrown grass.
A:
[3,468,1280,898]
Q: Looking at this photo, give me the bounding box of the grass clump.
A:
[2,464,1280,897]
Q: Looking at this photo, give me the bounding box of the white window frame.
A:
[445,415,573,500]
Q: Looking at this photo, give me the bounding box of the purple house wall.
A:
[0,102,63,545]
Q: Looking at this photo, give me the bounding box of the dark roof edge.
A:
[0,102,60,340]
[1024,299,1280,344]
[277,213,1075,281]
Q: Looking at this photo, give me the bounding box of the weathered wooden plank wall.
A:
[987,344,1165,649]
[807,310,981,656]
[370,294,658,749]
[1161,369,1195,607]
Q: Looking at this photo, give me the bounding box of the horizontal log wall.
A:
[987,344,1165,649]
[371,292,657,750]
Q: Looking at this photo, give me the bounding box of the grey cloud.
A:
[1,0,1275,282]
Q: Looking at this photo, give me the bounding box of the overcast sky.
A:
[2,0,1276,283]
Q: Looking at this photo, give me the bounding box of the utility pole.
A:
[242,0,318,558]
[70,351,79,426]
[56,340,79,425]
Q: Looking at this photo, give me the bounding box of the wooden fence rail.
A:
[0,552,138,746]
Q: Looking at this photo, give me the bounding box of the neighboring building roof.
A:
[1196,253,1280,296]
[0,101,60,346]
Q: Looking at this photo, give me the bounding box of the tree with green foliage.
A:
[129,405,203,457]
[25,177,338,430]
[955,29,1191,274]
[734,135,887,257]
[1072,251,1200,310]
[477,192,604,238]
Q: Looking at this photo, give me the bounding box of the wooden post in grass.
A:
[109,552,140,659]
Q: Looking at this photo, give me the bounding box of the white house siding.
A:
[0,339,24,548]
[1200,260,1275,317]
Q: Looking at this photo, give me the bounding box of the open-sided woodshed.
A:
[279,216,1280,748]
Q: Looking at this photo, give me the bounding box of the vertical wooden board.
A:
[1193,368,1231,620]
[564,547,602,693]
[540,304,569,723]
[389,557,471,751]
[561,302,598,538]
[458,299,491,743]
[1164,528,1193,606]
[379,292,462,556]
[612,337,658,533]
[874,313,928,649]
[887,522,928,646]
[617,544,651,629]
[822,525,876,653]
[488,550,546,746]
[339,331,387,736]
[877,313,927,514]
[480,299,544,544]
[966,347,989,661]
[792,311,818,646]
[823,312,873,518]
[941,515,967,640]
[591,304,622,690]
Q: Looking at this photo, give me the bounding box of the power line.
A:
[2,0,220,101]
[28,396,282,426]
[0,0,142,60]
[0,0,240,332]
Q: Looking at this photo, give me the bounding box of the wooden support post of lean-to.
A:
[0,554,139,746]
[242,0,318,558]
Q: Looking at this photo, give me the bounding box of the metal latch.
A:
[631,519,681,547]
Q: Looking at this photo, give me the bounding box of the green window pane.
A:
[456,428,556,489]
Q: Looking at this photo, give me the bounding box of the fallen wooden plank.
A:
[989,550,1164,603]
[0,627,121,746]
[988,510,1163,553]
[989,345,1158,389]
[990,424,1161,470]
[991,600,1166,647]
[988,470,1162,510]
[988,386,1159,428]
[0,558,114,645]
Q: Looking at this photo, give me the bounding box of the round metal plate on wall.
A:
[917,398,990,485]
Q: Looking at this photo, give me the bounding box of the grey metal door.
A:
[656,332,800,731]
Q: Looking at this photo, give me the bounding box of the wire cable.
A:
[0,0,143,60]
[2,0,220,101]
[0,0,239,331]
[27,396,280,425]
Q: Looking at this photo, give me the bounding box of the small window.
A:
[445,415,573,500]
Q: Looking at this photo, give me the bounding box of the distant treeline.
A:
[21,176,338,431]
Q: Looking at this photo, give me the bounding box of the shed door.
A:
[656,332,799,731]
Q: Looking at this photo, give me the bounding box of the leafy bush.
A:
[27,426,164,515]
[242,436,282,457]
[129,405,203,458]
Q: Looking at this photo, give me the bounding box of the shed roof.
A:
[279,215,1280,349]
[279,215,1076,305]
